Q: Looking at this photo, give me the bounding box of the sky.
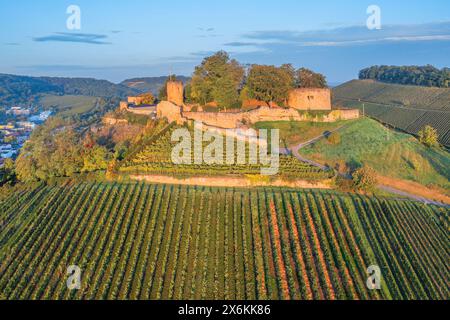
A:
[1,0,450,84]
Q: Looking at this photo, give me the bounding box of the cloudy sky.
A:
[1,0,449,84]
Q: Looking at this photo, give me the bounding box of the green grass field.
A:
[300,118,450,191]
[333,80,450,146]
[254,120,353,147]
[39,94,100,116]
[0,182,448,300]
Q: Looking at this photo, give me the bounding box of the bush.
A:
[327,132,341,145]
[352,165,378,192]
[418,125,439,148]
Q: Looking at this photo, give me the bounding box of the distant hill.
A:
[333,80,450,147]
[121,76,190,94]
[0,73,139,105]
[359,65,450,88]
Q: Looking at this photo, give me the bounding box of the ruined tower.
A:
[167,81,184,106]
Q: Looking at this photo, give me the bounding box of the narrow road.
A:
[289,126,450,208]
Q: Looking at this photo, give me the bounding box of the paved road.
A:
[288,126,449,208]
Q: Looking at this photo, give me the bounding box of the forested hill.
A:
[0,73,139,105]
[121,76,190,94]
[359,65,450,88]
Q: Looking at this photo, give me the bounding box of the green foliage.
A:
[327,132,341,145]
[0,158,15,185]
[333,80,450,147]
[82,145,111,172]
[418,125,439,148]
[359,65,450,88]
[14,117,115,182]
[190,51,244,109]
[138,93,156,105]
[352,165,378,192]
[118,124,332,180]
[297,68,328,88]
[300,118,450,190]
[245,64,294,106]
[0,73,137,105]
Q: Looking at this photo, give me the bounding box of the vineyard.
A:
[118,124,332,180]
[333,80,450,146]
[0,182,448,300]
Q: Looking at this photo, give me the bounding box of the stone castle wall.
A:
[288,88,331,110]
[184,108,358,129]
[156,101,185,124]
[128,96,145,105]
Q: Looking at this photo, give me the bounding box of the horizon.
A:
[1,0,450,83]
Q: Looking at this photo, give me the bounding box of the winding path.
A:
[289,127,449,208]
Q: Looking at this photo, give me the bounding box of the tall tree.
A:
[245,64,294,106]
[190,51,244,109]
[296,68,328,88]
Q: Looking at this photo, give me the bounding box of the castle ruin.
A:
[167,81,184,106]
[122,80,359,128]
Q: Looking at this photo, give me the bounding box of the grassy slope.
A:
[254,120,353,147]
[300,118,450,191]
[39,94,100,116]
[332,80,450,146]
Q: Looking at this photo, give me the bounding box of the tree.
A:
[82,145,110,172]
[418,125,439,148]
[245,64,294,106]
[15,118,83,182]
[327,132,341,145]
[359,65,450,88]
[190,51,244,109]
[139,93,156,105]
[0,158,15,185]
[352,165,378,192]
[296,68,328,88]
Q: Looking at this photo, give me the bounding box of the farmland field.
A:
[0,182,448,300]
[39,94,102,116]
[333,80,450,146]
[118,124,332,180]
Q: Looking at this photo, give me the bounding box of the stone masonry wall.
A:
[288,88,331,110]
[183,107,359,129]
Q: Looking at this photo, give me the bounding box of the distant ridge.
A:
[0,73,139,105]
[120,76,190,94]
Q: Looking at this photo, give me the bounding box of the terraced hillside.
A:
[0,182,448,300]
[333,80,450,146]
[118,124,332,180]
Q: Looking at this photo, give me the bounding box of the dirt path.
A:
[130,175,332,189]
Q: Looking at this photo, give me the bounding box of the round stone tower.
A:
[167,81,184,106]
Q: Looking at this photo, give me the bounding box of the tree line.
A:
[186,51,327,110]
[359,65,450,88]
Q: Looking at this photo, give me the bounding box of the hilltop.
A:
[333,80,450,146]
[0,74,139,105]
[121,76,190,95]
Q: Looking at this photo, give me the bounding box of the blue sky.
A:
[1,0,449,83]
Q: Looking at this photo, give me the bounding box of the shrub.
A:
[352,165,378,192]
[418,125,439,148]
[327,132,341,145]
